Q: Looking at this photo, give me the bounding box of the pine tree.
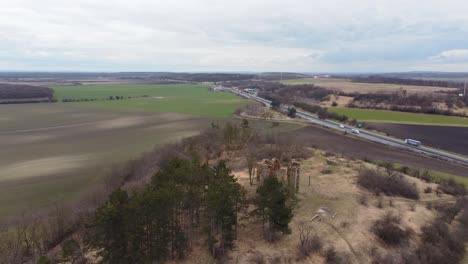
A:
[206,161,246,257]
[255,176,293,241]
[86,189,131,264]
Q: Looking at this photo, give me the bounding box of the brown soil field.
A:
[0,103,211,219]
[285,125,468,177]
[285,78,458,94]
[367,123,468,156]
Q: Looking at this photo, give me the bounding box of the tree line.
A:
[62,95,152,102]
[86,157,294,263]
[0,84,55,102]
[351,76,466,89]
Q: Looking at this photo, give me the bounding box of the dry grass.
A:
[212,150,452,263]
[321,95,354,107]
[282,78,457,94]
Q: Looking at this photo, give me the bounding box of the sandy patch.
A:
[0,155,91,182]
[95,117,146,130]
[0,134,54,145]
[150,96,165,99]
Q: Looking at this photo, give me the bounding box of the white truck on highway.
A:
[405,139,421,147]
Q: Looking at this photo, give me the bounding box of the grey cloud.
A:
[1,0,468,71]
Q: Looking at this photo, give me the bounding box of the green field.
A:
[53,84,248,118]
[330,107,468,126]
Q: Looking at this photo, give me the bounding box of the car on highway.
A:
[339,124,345,129]
[351,128,360,134]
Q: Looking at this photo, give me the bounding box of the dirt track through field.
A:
[287,125,468,177]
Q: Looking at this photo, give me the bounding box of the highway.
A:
[219,86,468,167]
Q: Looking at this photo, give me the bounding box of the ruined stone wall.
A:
[256,158,301,191]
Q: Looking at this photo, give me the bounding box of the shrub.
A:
[424,186,432,193]
[419,170,432,182]
[437,179,466,196]
[357,169,419,199]
[434,198,466,223]
[413,219,466,264]
[358,195,369,206]
[372,213,411,246]
[376,198,384,209]
[324,247,350,264]
[248,251,265,264]
[296,221,322,260]
[297,235,322,260]
[37,256,55,264]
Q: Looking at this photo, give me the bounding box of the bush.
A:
[324,247,350,264]
[357,169,419,199]
[372,213,411,245]
[434,198,466,223]
[437,179,466,196]
[37,256,55,264]
[358,195,369,206]
[297,235,322,260]
[248,251,265,264]
[414,219,466,264]
[296,221,322,260]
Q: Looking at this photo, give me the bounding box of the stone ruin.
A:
[255,158,301,191]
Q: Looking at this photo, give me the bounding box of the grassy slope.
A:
[392,163,468,187]
[53,84,248,118]
[330,107,468,126]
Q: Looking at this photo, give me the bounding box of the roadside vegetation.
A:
[357,168,419,199]
[390,163,468,187]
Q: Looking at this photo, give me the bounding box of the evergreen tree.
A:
[255,176,293,241]
[206,161,246,257]
[86,189,131,264]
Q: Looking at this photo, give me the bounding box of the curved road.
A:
[220,86,468,167]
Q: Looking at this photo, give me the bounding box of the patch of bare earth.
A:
[0,155,91,182]
[313,80,457,94]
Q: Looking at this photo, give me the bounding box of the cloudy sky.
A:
[2,0,468,72]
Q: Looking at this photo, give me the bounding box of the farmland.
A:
[0,84,250,218]
[367,123,468,156]
[0,103,210,218]
[0,90,300,219]
[280,77,457,93]
[53,84,248,118]
[330,107,468,126]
